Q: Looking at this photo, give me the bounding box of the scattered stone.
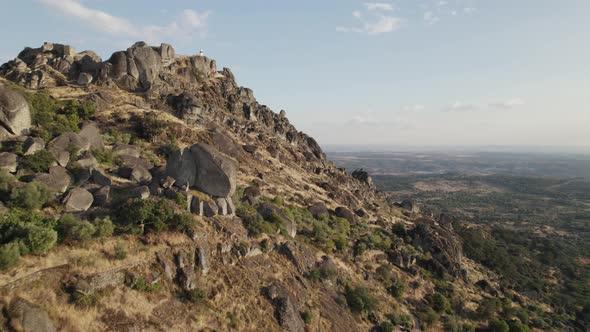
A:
[195,235,210,275]
[334,206,356,224]
[22,136,45,155]
[91,169,112,186]
[242,186,261,205]
[123,186,150,200]
[77,72,93,85]
[93,185,110,206]
[0,152,18,173]
[242,144,257,154]
[63,187,94,212]
[156,250,176,280]
[76,151,98,169]
[113,143,140,158]
[258,202,296,237]
[400,199,419,213]
[176,251,197,291]
[8,297,56,332]
[274,296,305,332]
[351,169,373,186]
[202,200,218,218]
[225,197,235,215]
[308,202,328,219]
[160,176,175,189]
[215,197,228,216]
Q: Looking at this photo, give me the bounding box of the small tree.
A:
[10,181,52,210]
[21,150,55,173]
[0,242,20,269]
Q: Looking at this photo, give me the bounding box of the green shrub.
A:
[508,321,529,332]
[170,212,195,233]
[139,112,168,141]
[114,241,127,260]
[488,319,509,332]
[0,170,16,199]
[132,276,160,292]
[115,199,176,234]
[345,285,377,313]
[21,224,57,254]
[92,217,115,238]
[0,242,20,269]
[379,321,394,332]
[300,310,312,325]
[57,214,96,242]
[25,90,94,140]
[417,306,440,327]
[387,280,406,300]
[309,264,338,281]
[429,293,452,313]
[236,203,275,236]
[158,142,179,158]
[92,149,120,167]
[184,288,206,304]
[10,181,52,209]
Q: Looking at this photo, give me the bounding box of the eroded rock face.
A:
[280,241,317,275]
[412,218,464,278]
[0,85,31,138]
[8,297,56,332]
[166,143,237,198]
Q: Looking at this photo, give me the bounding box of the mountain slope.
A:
[0,42,557,331]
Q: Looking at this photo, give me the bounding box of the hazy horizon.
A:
[2,0,589,147]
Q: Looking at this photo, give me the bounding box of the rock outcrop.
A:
[0,85,31,138]
[8,297,56,332]
[167,143,238,198]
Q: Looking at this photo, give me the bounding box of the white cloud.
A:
[444,101,478,112]
[364,2,394,11]
[350,114,379,125]
[402,104,426,112]
[424,11,440,25]
[39,0,210,44]
[489,98,526,109]
[463,7,476,14]
[338,3,403,34]
[451,10,458,16]
[437,1,448,6]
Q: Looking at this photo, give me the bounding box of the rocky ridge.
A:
[0,42,531,332]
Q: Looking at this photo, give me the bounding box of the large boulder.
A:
[190,144,238,197]
[34,166,72,194]
[166,143,238,198]
[48,132,90,166]
[0,152,18,173]
[78,122,104,150]
[308,202,329,219]
[0,85,31,138]
[23,136,45,155]
[334,206,356,224]
[8,297,56,332]
[63,187,94,212]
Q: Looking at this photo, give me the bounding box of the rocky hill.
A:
[0,42,550,331]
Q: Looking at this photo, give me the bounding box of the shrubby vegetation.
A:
[115,198,195,234]
[25,90,95,140]
[10,181,52,210]
[344,285,377,314]
[21,150,55,172]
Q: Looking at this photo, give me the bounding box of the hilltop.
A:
[0,42,561,331]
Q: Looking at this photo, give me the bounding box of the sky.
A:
[1,0,589,149]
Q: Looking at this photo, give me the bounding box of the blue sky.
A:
[1,0,589,148]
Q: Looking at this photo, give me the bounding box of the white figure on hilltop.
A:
[199,49,204,57]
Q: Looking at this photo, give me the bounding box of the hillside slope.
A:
[0,42,558,331]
